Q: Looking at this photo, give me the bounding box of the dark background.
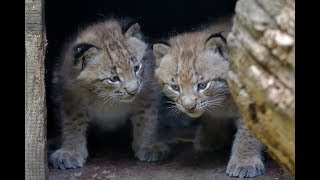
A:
[45,0,237,138]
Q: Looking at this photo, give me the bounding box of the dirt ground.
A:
[48,126,294,180]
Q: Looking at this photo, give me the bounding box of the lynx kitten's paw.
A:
[135,142,170,162]
[226,156,265,178]
[50,148,88,169]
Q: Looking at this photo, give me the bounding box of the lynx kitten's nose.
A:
[125,87,138,96]
[125,80,139,96]
[182,97,196,110]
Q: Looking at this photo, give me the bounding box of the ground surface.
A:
[48,126,294,180]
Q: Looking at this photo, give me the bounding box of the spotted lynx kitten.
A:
[152,20,265,178]
[50,19,169,169]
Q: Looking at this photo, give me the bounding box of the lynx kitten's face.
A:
[72,20,147,103]
[153,32,230,117]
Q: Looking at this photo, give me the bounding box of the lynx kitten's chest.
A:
[88,101,133,130]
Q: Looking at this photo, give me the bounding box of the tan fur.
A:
[153,15,265,178]
[155,29,230,117]
[50,19,169,169]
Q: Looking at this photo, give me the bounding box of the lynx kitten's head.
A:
[153,31,230,117]
[70,19,148,103]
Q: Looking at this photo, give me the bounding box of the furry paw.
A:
[226,156,265,178]
[50,148,88,169]
[135,142,170,162]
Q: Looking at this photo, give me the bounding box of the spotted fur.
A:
[153,16,265,178]
[50,19,169,169]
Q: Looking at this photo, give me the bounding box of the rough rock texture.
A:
[227,0,294,175]
[25,0,48,179]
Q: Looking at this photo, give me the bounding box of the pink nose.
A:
[182,103,196,110]
[182,98,196,110]
[125,87,138,96]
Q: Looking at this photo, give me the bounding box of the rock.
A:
[227,0,295,175]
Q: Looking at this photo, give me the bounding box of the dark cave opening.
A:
[44,0,237,144]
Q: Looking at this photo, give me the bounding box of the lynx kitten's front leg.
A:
[50,104,89,169]
[226,118,265,178]
[131,100,170,162]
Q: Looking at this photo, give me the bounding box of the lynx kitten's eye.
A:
[170,84,180,92]
[107,76,120,83]
[134,63,141,73]
[198,82,208,91]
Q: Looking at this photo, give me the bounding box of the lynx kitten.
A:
[153,19,265,178]
[50,18,169,169]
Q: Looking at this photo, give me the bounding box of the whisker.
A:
[163,100,175,104]
[162,105,177,110]
[205,107,213,113]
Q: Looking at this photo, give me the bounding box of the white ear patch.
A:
[210,50,226,61]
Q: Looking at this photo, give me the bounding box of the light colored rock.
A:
[227,0,295,175]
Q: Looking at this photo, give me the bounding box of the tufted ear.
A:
[124,22,142,40]
[73,43,98,70]
[205,33,228,59]
[153,42,170,67]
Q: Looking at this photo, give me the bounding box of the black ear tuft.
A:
[73,43,95,64]
[205,32,227,44]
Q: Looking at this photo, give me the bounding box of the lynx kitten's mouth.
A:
[181,109,203,118]
[185,112,202,118]
[121,94,136,103]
